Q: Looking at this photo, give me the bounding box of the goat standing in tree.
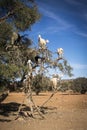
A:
[11,32,21,45]
[38,35,49,49]
[57,48,64,58]
[6,31,21,50]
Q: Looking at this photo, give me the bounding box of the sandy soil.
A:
[0,92,87,130]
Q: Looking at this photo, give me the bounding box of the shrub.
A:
[72,77,87,94]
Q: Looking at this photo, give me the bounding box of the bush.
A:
[72,77,87,94]
[32,74,51,95]
[0,77,9,92]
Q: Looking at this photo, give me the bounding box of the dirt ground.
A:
[0,92,87,130]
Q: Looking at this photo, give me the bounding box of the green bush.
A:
[32,74,51,95]
[72,77,87,94]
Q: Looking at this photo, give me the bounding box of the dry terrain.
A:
[0,92,87,130]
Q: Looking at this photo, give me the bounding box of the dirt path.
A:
[0,92,87,130]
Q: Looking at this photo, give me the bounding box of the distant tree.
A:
[72,77,87,94]
[32,74,51,95]
[58,80,73,92]
[32,74,42,95]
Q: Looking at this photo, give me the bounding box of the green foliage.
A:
[52,59,73,77]
[32,74,42,95]
[58,80,73,92]
[0,0,41,87]
[72,77,87,94]
[0,0,41,30]
[58,82,68,92]
[59,60,73,77]
[58,77,87,94]
[14,4,40,30]
[0,38,34,81]
[0,22,12,49]
[32,74,51,95]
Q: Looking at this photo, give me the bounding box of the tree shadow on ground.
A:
[0,102,57,122]
[0,102,30,122]
[0,93,8,102]
[0,102,21,116]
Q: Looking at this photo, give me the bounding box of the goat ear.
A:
[46,40,49,43]
[38,35,41,38]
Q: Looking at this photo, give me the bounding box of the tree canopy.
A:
[0,0,41,83]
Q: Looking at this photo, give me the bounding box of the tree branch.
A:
[0,5,24,23]
[0,11,14,23]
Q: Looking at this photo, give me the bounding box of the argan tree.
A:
[0,0,73,119]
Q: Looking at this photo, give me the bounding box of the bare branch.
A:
[0,11,14,23]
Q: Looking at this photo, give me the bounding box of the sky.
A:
[27,0,87,79]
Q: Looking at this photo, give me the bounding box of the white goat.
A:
[27,60,33,72]
[38,35,49,49]
[57,48,64,57]
[51,77,58,90]
[11,32,18,44]
[11,32,21,45]
[51,74,63,90]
